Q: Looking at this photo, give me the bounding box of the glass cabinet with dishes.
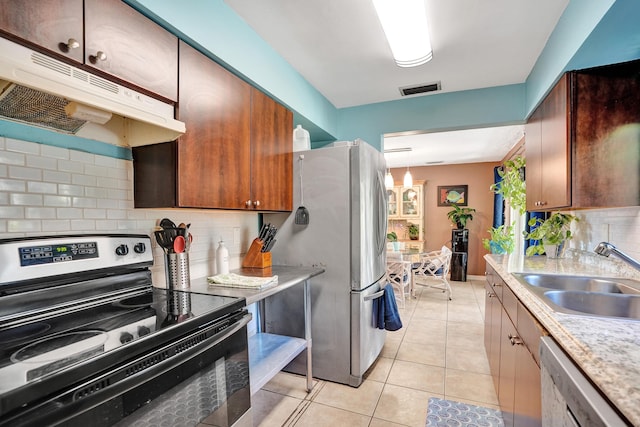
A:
[386,181,425,251]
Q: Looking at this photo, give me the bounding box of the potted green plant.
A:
[387,231,400,251]
[490,156,526,215]
[524,213,578,257]
[407,223,419,240]
[482,224,515,254]
[446,204,476,229]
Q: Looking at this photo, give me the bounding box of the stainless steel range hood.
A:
[0,37,185,147]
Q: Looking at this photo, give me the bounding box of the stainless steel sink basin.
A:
[514,273,640,294]
[512,273,640,320]
[544,290,640,320]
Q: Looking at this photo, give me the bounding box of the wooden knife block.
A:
[242,238,272,269]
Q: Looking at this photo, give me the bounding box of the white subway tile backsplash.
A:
[94,155,119,168]
[83,208,106,219]
[107,209,127,220]
[95,220,119,230]
[0,164,6,177]
[0,193,7,205]
[44,195,72,207]
[27,181,58,194]
[85,187,109,199]
[0,137,5,149]
[72,197,97,208]
[26,154,57,170]
[56,207,84,219]
[8,219,41,232]
[108,188,129,200]
[26,207,56,219]
[85,164,109,178]
[96,176,119,189]
[72,174,97,186]
[0,206,24,218]
[0,151,25,166]
[70,219,96,230]
[0,179,25,192]
[69,150,95,164]
[8,166,42,181]
[10,193,43,206]
[57,160,84,174]
[6,139,39,154]
[42,219,71,231]
[58,184,84,197]
[40,144,70,160]
[42,170,72,184]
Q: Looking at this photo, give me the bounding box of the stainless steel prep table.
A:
[188,265,324,395]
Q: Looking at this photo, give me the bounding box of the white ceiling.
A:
[225,0,569,166]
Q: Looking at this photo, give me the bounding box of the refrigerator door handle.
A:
[375,169,388,256]
[364,289,385,301]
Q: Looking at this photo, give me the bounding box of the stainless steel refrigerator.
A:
[264,140,388,387]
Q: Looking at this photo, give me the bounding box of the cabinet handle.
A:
[89,51,108,63]
[487,292,495,298]
[492,282,501,287]
[508,333,523,346]
[253,200,261,208]
[245,200,252,208]
[58,38,80,53]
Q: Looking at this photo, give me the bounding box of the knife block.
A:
[242,238,272,269]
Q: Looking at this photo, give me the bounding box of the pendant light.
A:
[385,169,394,189]
[403,167,413,188]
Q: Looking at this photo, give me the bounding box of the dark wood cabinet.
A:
[0,0,178,101]
[525,74,571,211]
[84,0,178,101]
[484,264,544,427]
[0,0,84,62]
[526,59,640,211]
[134,42,292,211]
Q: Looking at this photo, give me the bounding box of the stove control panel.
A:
[0,234,153,284]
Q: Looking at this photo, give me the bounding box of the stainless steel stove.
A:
[0,234,251,427]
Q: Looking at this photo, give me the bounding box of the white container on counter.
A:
[216,240,229,274]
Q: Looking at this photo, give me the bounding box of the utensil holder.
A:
[165,252,191,289]
[242,238,272,268]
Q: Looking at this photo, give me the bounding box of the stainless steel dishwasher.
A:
[539,336,629,426]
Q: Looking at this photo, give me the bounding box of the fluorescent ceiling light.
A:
[372,0,432,67]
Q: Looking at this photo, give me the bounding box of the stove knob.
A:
[115,244,129,256]
[120,331,134,343]
[134,242,146,254]
[138,325,151,336]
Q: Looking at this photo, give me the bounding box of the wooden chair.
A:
[412,245,453,300]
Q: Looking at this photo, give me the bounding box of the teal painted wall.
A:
[2,0,639,157]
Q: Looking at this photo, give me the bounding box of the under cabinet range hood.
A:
[0,37,185,147]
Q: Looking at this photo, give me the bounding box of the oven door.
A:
[1,311,252,427]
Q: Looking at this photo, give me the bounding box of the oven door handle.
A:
[205,312,252,347]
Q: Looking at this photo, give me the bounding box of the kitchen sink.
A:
[512,273,640,320]
[513,273,640,294]
[544,290,640,320]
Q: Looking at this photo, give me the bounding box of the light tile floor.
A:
[251,276,498,427]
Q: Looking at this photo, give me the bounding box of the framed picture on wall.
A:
[437,185,468,206]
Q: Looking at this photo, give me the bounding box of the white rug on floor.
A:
[426,397,505,427]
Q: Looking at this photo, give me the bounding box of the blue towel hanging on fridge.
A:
[374,283,402,331]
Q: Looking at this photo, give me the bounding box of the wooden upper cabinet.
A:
[0,0,178,101]
[526,59,640,211]
[176,41,251,209]
[250,88,293,211]
[571,60,640,208]
[84,0,178,101]
[525,74,571,211]
[0,0,84,62]
[134,42,293,212]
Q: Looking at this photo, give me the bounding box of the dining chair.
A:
[411,245,453,300]
[385,254,413,308]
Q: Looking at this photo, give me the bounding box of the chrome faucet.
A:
[594,242,640,272]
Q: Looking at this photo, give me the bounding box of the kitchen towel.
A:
[374,283,403,331]
[207,273,278,289]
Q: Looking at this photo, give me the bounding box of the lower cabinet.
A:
[484,264,545,427]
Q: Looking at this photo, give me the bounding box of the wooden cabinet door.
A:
[513,303,542,427]
[539,74,571,209]
[484,280,502,394]
[177,41,251,209]
[84,0,178,101]
[499,308,517,427]
[249,88,293,211]
[0,0,83,62]
[525,104,543,211]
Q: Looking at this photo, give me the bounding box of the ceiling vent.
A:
[399,81,441,96]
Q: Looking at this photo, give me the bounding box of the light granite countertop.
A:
[485,252,640,426]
